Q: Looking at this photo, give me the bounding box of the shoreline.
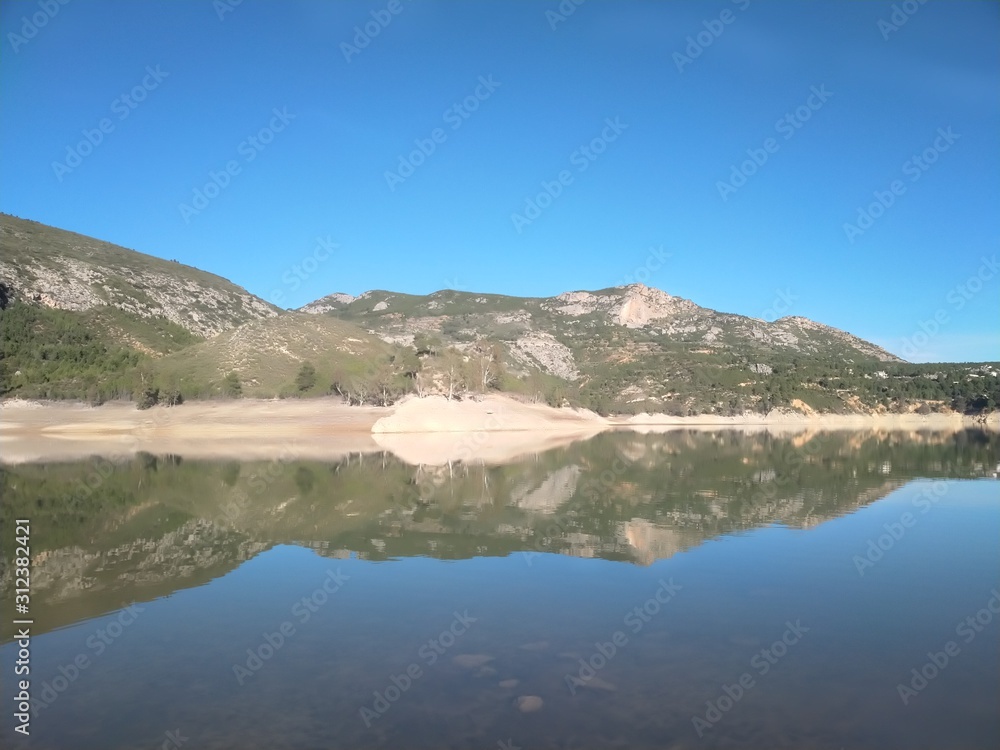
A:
[1,394,996,466]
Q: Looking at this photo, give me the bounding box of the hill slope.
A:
[154,313,406,399]
[0,214,279,338]
[2,215,995,414]
[299,285,925,414]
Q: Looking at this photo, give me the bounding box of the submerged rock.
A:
[452,654,494,669]
[515,695,544,713]
[578,675,617,692]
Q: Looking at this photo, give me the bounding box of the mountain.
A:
[2,215,995,414]
[0,215,397,401]
[298,285,913,414]
[0,213,278,338]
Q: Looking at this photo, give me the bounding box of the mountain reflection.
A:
[2,429,997,638]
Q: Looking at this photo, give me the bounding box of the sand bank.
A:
[1,395,995,466]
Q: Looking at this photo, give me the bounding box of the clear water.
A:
[2,430,998,748]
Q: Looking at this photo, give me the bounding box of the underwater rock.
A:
[452,654,495,669]
[515,695,544,712]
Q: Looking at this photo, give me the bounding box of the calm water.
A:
[1,430,998,749]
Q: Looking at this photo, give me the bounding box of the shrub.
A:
[137,388,159,410]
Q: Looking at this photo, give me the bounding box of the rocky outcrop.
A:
[614,284,699,327]
[508,331,580,380]
[298,292,355,314]
[0,215,278,337]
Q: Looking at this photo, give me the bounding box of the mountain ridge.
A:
[2,215,997,415]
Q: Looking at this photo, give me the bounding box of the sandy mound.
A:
[371,394,604,434]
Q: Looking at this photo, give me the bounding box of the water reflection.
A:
[0,430,998,748]
[2,429,996,639]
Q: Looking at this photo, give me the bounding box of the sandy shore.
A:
[1,395,995,466]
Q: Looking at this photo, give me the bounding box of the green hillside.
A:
[304,287,999,415]
[1,215,997,415]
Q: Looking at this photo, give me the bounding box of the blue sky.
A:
[2,0,997,362]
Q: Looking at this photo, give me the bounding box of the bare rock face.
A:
[613,284,698,328]
[546,284,699,329]
[0,215,278,338]
[298,292,355,314]
[508,331,580,381]
[552,291,602,316]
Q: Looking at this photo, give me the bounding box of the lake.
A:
[2,429,998,749]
